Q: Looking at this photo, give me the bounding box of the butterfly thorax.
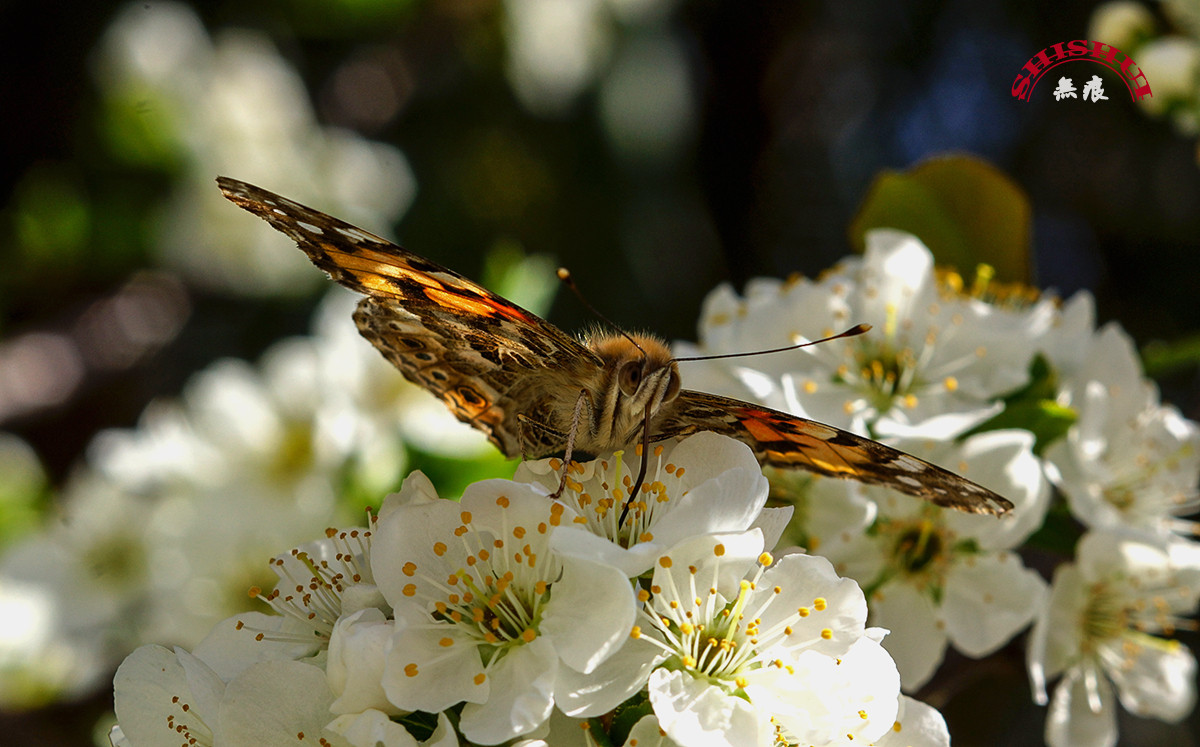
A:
[584,333,682,450]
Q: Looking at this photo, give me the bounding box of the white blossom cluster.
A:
[109,434,950,747]
[0,292,492,708]
[678,229,1200,747]
[1089,1,1200,142]
[94,1,415,295]
[8,219,1197,747]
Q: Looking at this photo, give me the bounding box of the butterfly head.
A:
[592,333,682,421]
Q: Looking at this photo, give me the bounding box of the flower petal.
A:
[1108,640,1197,721]
[217,660,336,747]
[325,708,421,747]
[113,645,218,747]
[648,668,769,747]
[875,696,950,747]
[327,608,400,716]
[870,584,946,690]
[382,621,485,713]
[758,552,867,658]
[541,555,636,674]
[1045,668,1117,747]
[942,551,1045,657]
[554,636,663,717]
[459,638,557,744]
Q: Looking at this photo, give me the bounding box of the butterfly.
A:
[218,177,1013,516]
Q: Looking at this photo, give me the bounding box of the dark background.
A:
[1,0,1198,744]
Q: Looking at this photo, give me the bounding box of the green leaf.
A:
[607,696,655,747]
[971,400,1076,455]
[1141,334,1200,378]
[961,354,1076,454]
[0,436,51,552]
[849,153,1033,282]
[405,448,516,500]
[1000,353,1059,403]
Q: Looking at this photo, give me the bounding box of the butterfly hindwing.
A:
[654,390,1014,515]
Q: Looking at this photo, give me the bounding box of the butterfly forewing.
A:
[653,391,1013,515]
[218,177,1013,516]
[218,177,601,456]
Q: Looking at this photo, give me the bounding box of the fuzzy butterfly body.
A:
[218,177,1013,515]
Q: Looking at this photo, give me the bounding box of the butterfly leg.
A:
[515,414,566,459]
[548,389,589,499]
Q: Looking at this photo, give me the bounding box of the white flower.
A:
[1050,320,1151,428]
[516,432,789,577]
[1049,399,1200,534]
[112,643,340,747]
[1028,528,1200,747]
[68,311,416,648]
[502,0,682,115]
[371,480,637,744]
[107,515,455,747]
[807,430,1050,688]
[1088,2,1156,51]
[0,578,88,708]
[680,230,1053,440]
[504,0,613,114]
[1135,37,1200,117]
[1044,320,1200,534]
[1032,290,1098,378]
[179,345,393,503]
[251,523,385,646]
[94,1,415,295]
[809,694,950,747]
[872,696,951,747]
[92,331,403,512]
[0,474,152,706]
[634,530,904,747]
[327,609,398,717]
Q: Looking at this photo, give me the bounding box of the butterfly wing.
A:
[218,177,602,457]
[653,390,1014,515]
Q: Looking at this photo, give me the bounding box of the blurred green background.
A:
[1,0,1199,744]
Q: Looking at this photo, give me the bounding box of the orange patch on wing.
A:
[424,287,497,317]
[808,455,861,476]
[330,248,444,289]
[357,273,400,294]
[740,415,784,442]
[765,444,860,476]
[448,392,488,417]
[483,298,535,325]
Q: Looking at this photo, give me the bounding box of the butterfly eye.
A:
[662,370,682,403]
[618,361,643,396]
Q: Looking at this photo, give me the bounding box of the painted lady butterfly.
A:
[219,177,1012,516]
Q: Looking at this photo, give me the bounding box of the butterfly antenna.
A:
[672,324,872,363]
[557,268,646,360]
